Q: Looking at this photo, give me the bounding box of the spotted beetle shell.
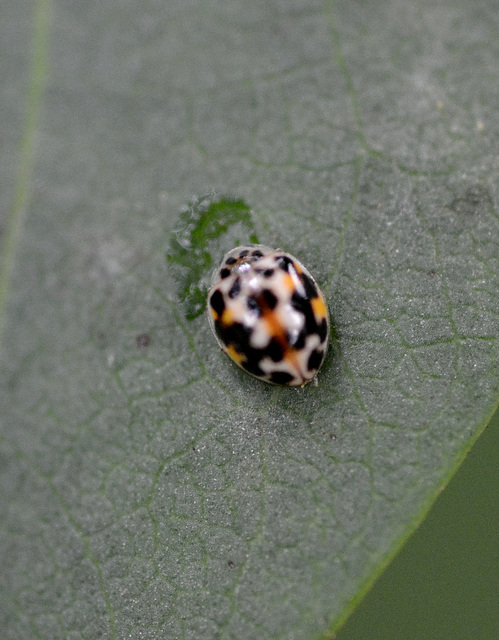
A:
[207,245,329,386]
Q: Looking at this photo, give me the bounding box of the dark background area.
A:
[338,406,499,640]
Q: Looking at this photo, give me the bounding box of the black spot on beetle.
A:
[291,292,317,336]
[210,289,225,316]
[275,255,294,272]
[228,277,241,299]
[239,249,250,257]
[307,349,323,371]
[288,329,306,350]
[225,256,237,265]
[301,273,318,300]
[214,320,226,343]
[318,318,328,343]
[252,249,263,258]
[263,268,274,278]
[223,322,252,351]
[219,268,231,279]
[241,357,265,378]
[262,289,278,309]
[266,338,283,362]
[269,371,294,385]
[247,295,262,316]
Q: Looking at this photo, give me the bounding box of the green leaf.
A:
[166,193,258,319]
[337,407,499,639]
[1,1,498,639]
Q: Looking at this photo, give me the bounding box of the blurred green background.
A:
[337,406,499,640]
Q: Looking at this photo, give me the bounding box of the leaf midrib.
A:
[0,0,52,345]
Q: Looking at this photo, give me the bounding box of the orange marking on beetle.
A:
[280,273,295,294]
[221,308,234,326]
[254,291,288,346]
[311,294,327,320]
[258,296,302,374]
[225,343,244,364]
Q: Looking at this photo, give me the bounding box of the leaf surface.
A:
[1,1,498,638]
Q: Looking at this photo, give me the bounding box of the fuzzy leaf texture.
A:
[0,1,498,639]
